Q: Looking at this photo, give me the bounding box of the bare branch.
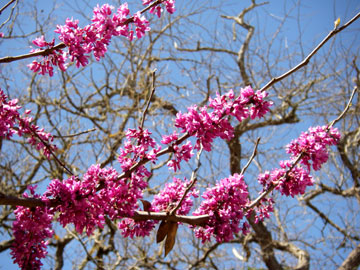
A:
[338,243,360,270]
[260,11,360,92]
[140,69,157,129]
[240,137,260,175]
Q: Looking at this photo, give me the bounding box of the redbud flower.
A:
[11,186,54,270]
[286,126,340,171]
[192,174,249,243]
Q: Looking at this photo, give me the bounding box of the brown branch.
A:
[140,69,157,129]
[260,11,360,92]
[338,243,360,270]
[0,191,211,226]
[328,86,358,129]
[0,0,16,15]
[240,137,260,175]
[0,43,67,63]
[304,200,360,241]
[272,240,310,270]
[53,128,96,138]
[221,0,268,86]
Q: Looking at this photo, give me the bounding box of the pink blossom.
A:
[143,0,176,17]
[161,131,178,144]
[118,127,160,173]
[27,36,67,76]
[119,177,198,238]
[152,177,198,215]
[286,125,340,171]
[133,11,150,39]
[192,174,249,243]
[175,105,234,151]
[258,161,314,197]
[251,197,274,223]
[118,218,156,238]
[168,141,194,171]
[175,87,272,151]
[11,187,54,270]
[44,164,146,235]
[0,90,21,138]
[0,89,57,158]
[31,1,165,74]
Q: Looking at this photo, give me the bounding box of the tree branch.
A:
[260,12,360,92]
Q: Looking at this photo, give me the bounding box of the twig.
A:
[170,146,203,216]
[0,43,67,63]
[0,0,16,15]
[260,11,360,92]
[327,86,358,129]
[240,137,260,175]
[53,128,96,138]
[0,0,17,29]
[140,69,157,129]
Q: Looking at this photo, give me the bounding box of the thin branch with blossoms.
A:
[0,0,173,65]
[0,43,67,64]
[26,123,74,176]
[248,86,358,210]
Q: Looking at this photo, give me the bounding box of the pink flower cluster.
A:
[44,164,146,236]
[208,87,273,121]
[142,0,175,17]
[161,132,194,171]
[258,161,314,197]
[29,1,175,75]
[175,87,272,151]
[152,177,198,215]
[11,186,54,270]
[118,127,161,172]
[286,126,340,171]
[118,217,156,238]
[0,90,21,138]
[251,197,274,223]
[258,126,341,197]
[192,174,249,243]
[28,36,66,76]
[0,89,56,159]
[119,177,197,238]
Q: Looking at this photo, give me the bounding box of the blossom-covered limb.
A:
[0,89,58,160]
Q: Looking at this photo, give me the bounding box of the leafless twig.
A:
[260,12,360,92]
[53,128,96,138]
[240,137,260,175]
[140,69,157,129]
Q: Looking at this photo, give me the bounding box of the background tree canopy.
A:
[0,0,359,269]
